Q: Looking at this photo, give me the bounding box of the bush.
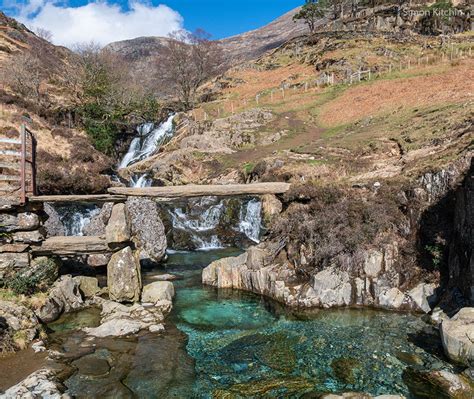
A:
[6,257,59,295]
[271,183,405,276]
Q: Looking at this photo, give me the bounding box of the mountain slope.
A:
[0,12,112,195]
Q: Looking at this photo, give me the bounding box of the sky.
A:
[1,0,304,47]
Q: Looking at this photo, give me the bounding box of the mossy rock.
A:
[219,332,297,372]
[330,357,361,384]
[227,376,314,397]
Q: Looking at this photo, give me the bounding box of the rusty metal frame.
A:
[19,124,37,204]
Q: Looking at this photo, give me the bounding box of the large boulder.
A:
[142,281,175,304]
[35,275,84,323]
[107,246,141,303]
[0,212,40,232]
[126,197,167,264]
[73,276,100,298]
[0,300,39,351]
[43,203,65,237]
[403,368,474,399]
[105,203,131,245]
[440,307,474,366]
[0,252,30,282]
[83,202,113,236]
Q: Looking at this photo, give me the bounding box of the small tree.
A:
[2,52,43,102]
[293,0,329,33]
[35,27,53,42]
[158,29,223,109]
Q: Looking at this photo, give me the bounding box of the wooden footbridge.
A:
[1,125,290,206]
[1,125,290,258]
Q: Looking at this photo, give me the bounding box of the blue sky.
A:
[1,0,304,46]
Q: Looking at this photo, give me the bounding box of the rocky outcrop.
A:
[261,194,283,223]
[0,300,39,351]
[142,281,174,312]
[2,369,67,399]
[447,160,473,305]
[83,202,113,236]
[403,368,474,399]
[126,197,167,264]
[84,299,165,338]
[43,203,65,237]
[203,243,438,312]
[73,276,101,298]
[105,203,131,245]
[35,275,84,323]
[440,307,474,366]
[107,246,141,303]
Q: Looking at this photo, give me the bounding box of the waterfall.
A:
[130,174,152,188]
[238,198,262,243]
[119,114,175,170]
[54,204,100,236]
[166,196,263,250]
[169,198,225,250]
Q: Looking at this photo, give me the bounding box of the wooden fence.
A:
[0,124,37,203]
[193,44,473,121]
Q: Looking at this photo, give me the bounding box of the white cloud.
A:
[16,1,184,47]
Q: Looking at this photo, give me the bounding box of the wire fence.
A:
[193,43,473,122]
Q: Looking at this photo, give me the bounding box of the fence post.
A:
[281,88,285,98]
[368,69,371,80]
[305,82,308,92]
[256,94,259,105]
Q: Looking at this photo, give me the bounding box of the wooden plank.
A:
[0,161,20,169]
[0,175,20,181]
[108,183,291,198]
[29,194,127,203]
[0,150,21,157]
[0,138,21,145]
[32,236,110,255]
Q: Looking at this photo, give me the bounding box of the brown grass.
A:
[318,59,474,127]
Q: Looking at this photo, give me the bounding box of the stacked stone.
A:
[0,198,45,285]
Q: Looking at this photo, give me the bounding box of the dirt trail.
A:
[223,112,324,166]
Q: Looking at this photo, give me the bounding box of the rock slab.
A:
[107,246,141,303]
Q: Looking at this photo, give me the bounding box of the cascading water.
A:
[169,198,225,250]
[119,114,175,170]
[130,174,152,188]
[166,197,262,250]
[238,198,262,243]
[54,204,100,236]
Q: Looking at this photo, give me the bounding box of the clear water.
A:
[49,250,455,398]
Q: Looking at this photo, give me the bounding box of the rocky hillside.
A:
[218,7,309,63]
[105,7,309,95]
[0,12,113,194]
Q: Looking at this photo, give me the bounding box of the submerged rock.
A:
[403,368,474,399]
[107,246,141,303]
[440,307,474,366]
[84,300,165,338]
[126,197,167,264]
